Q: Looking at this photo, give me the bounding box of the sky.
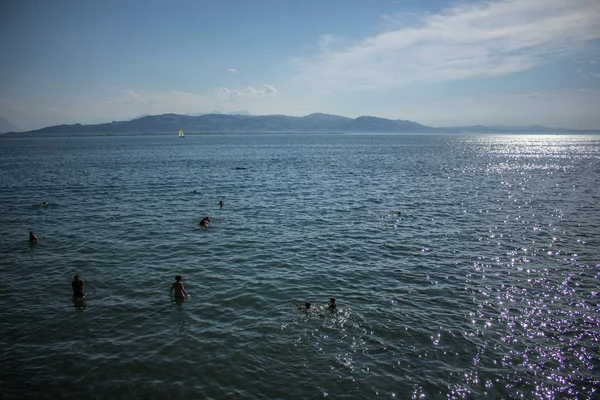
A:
[1,0,599,131]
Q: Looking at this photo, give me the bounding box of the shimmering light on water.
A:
[0,134,598,399]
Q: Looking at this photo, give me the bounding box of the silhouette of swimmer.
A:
[296,301,326,317]
[200,216,211,227]
[219,200,224,208]
[235,167,246,170]
[29,230,39,243]
[327,297,337,311]
[170,275,189,299]
[296,302,316,311]
[42,201,49,206]
[72,275,84,299]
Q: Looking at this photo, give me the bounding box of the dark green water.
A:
[0,134,598,399]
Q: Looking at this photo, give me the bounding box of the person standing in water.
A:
[29,230,39,243]
[219,200,224,208]
[327,297,337,311]
[170,275,189,299]
[72,275,84,299]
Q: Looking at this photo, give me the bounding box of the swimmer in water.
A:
[296,302,317,311]
[72,275,84,299]
[327,297,337,311]
[200,216,211,227]
[219,200,224,208]
[170,275,189,299]
[42,201,49,206]
[29,230,39,243]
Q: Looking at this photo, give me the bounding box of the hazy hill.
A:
[3,113,597,137]
[344,116,430,133]
[5,113,436,136]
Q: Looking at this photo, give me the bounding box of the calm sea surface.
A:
[0,134,599,399]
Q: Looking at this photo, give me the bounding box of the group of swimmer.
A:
[68,274,186,302]
[170,274,337,314]
[296,297,337,316]
[30,199,224,242]
[69,273,337,316]
[33,197,339,313]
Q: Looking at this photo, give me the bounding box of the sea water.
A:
[0,134,598,399]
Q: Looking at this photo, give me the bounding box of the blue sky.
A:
[1,0,599,131]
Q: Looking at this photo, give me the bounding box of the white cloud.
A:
[317,34,346,52]
[264,84,277,94]
[577,67,600,78]
[227,68,238,74]
[124,89,142,101]
[215,84,278,100]
[296,0,600,91]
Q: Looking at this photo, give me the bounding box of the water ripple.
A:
[1,134,599,399]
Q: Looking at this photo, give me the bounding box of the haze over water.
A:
[0,133,598,399]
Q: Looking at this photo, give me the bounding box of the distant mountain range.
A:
[2,113,597,137]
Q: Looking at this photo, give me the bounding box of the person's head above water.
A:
[74,275,79,280]
[330,297,336,304]
[305,302,311,309]
[175,274,182,282]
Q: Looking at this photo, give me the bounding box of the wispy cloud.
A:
[317,34,345,52]
[216,84,278,100]
[523,92,557,100]
[296,0,600,91]
[227,68,238,74]
[577,67,600,78]
[263,84,277,94]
